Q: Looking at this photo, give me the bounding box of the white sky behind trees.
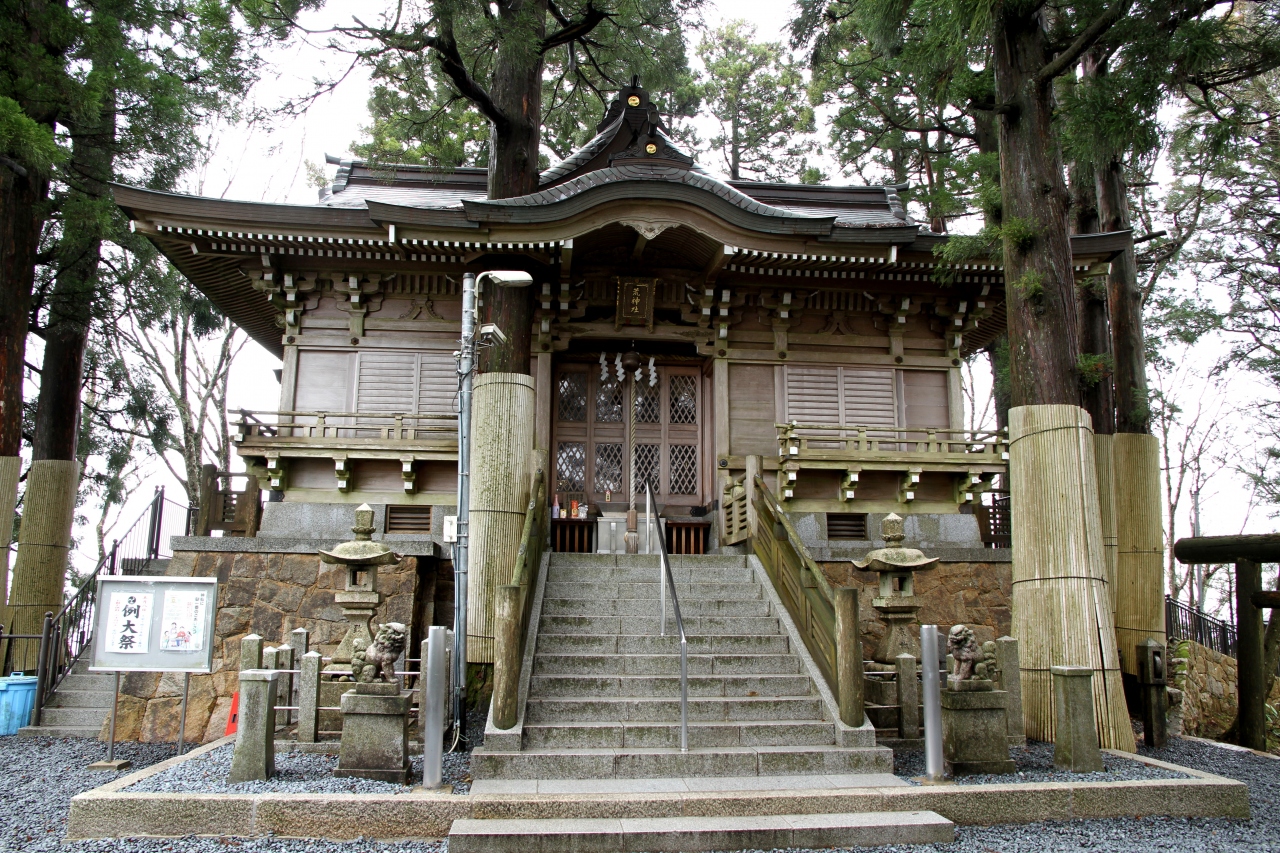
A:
[82,0,1272,608]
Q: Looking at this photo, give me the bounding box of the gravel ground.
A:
[125,744,474,795]
[3,730,1276,852]
[893,738,1190,785]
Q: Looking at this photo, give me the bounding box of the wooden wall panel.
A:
[294,351,352,412]
[354,460,405,492]
[417,350,458,416]
[903,370,950,428]
[842,369,896,426]
[289,458,335,490]
[357,351,417,413]
[728,363,777,456]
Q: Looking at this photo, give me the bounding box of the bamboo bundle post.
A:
[0,455,19,622]
[8,460,79,664]
[1113,433,1165,677]
[1092,434,1119,610]
[466,373,535,664]
[1009,405,1134,752]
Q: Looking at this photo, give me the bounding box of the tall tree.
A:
[696,20,817,182]
[299,0,699,373]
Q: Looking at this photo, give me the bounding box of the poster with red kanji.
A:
[105,591,153,654]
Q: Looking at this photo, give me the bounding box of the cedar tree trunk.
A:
[478,0,546,376]
[0,166,45,457]
[992,9,1082,408]
[1095,157,1148,434]
[1069,158,1114,434]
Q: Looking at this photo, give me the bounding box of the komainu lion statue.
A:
[947,624,983,681]
[349,621,408,683]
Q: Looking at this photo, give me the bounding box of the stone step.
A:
[470,744,894,780]
[56,672,115,692]
[522,720,836,750]
[542,581,763,601]
[524,696,826,724]
[541,597,773,618]
[536,633,791,656]
[548,554,749,569]
[448,810,953,853]
[538,615,781,637]
[533,653,802,677]
[528,674,813,699]
[17,724,102,738]
[32,706,108,728]
[44,688,116,709]
[545,566,757,585]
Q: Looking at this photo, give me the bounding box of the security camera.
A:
[479,323,507,345]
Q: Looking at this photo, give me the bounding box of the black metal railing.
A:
[1166,595,1237,658]
[3,486,189,727]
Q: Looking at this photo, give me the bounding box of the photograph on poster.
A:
[160,589,208,651]
[105,592,153,653]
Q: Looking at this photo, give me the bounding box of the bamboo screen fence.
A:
[1009,405,1136,752]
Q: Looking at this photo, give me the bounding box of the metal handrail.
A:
[645,481,688,753]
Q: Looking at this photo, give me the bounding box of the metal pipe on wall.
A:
[452,272,477,745]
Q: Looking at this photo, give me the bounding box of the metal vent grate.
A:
[827,513,868,540]
[386,505,432,534]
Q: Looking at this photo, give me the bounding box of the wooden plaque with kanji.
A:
[615,277,657,331]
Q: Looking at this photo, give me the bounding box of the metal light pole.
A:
[921,624,944,782]
[452,271,477,745]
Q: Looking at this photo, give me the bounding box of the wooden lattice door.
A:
[552,361,704,509]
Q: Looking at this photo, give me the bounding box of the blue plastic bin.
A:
[0,674,39,735]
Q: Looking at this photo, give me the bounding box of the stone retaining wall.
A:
[102,546,419,744]
[819,560,1012,656]
[1171,638,1280,738]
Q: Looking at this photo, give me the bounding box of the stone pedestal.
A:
[1052,665,1103,772]
[331,589,381,670]
[228,670,279,783]
[335,682,412,783]
[940,688,1015,776]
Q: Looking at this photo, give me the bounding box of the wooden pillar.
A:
[834,586,864,727]
[8,459,79,653]
[233,474,262,538]
[467,373,534,664]
[1236,558,1266,751]
[534,351,552,454]
[1008,405,1134,751]
[195,463,217,537]
[492,584,521,730]
[1113,433,1165,676]
[745,455,761,537]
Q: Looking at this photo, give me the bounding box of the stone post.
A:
[1051,666,1103,772]
[995,636,1026,746]
[239,634,263,672]
[297,651,321,743]
[1137,638,1168,749]
[228,670,279,783]
[896,653,919,740]
[262,646,279,732]
[834,587,864,727]
[291,627,310,657]
[275,644,295,726]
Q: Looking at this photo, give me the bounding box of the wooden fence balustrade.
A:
[551,518,594,553]
[776,423,1008,461]
[750,476,863,727]
[492,468,548,731]
[667,521,710,556]
[234,409,457,443]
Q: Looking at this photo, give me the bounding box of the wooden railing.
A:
[492,468,548,730]
[721,475,749,545]
[776,423,1008,464]
[751,476,863,726]
[234,409,457,443]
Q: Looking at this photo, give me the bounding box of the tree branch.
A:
[541,2,608,53]
[1035,1,1132,84]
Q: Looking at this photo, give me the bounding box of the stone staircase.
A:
[18,658,112,739]
[471,552,892,779]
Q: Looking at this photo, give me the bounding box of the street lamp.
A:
[452,269,534,748]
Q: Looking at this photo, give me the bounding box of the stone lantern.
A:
[319,504,401,675]
[854,513,938,665]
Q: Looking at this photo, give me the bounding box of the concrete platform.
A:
[65,736,1252,842]
[447,810,955,853]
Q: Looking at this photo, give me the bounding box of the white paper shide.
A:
[105,591,153,654]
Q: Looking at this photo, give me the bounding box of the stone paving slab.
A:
[469,773,909,795]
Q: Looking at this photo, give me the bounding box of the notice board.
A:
[89,576,219,673]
